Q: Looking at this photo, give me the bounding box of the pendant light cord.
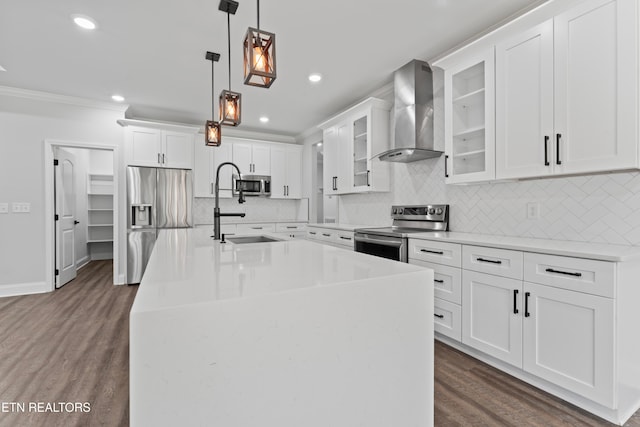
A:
[227,12,231,91]
[211,59,216,121]
[257,0,260,29]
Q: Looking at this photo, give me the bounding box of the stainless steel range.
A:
[354,205,449,262]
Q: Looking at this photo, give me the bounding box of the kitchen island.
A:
[130,228,434,427]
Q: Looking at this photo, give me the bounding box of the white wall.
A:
[0,92,125,293]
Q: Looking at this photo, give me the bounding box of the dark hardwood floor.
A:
[1,261,639,426]
[0,260,137,427]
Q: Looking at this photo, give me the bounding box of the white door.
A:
[55,148,78,288]
[462,270,523,368]
[523,282,615,407]
[553,0,637,174]
[232,142,253,174]
[495,20,554,179]
[270,147,287,199]
[163,131,194,169]
[128,127,162,167]
[251,143,271,176]
[193,137,214,197]
[285,147,302,199]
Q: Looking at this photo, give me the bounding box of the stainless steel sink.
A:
[226,235,282,244]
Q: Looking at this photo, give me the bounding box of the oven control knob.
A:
[397,208,403,215]
[436,207,443,215]
[428,208,435,215]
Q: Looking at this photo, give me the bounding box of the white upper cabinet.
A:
[270,144,302,199]
[232,140,271,175]
[194,141,233,198]
[496,0,637,179]
[319,98,391,195]
[444,49,496,183]
[120,120,197,169]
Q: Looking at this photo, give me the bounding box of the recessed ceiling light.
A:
[111,94,125,102]
[0,65,6,72]
[72,14,97,30]
[308,73,322,83]
[317,143,323,147]
[259,116,269,123]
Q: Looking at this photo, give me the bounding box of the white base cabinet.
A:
[409,235,640,424]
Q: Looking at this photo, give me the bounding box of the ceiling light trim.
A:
[71,14,98,30]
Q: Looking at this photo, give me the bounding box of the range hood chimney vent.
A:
[377,59,442,163]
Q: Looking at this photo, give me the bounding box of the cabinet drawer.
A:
[463,245,523,280]
[236,223,276,234]
[434,298,462,342]
[523,253,614,298]
[409,239,462,267]
[333,231,354,248]
[410,259,462,305]
[275,223,306,233]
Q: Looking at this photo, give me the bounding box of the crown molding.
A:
[117,118,200,133]
[0,85,129,113]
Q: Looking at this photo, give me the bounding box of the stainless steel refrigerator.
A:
[126,166,192,284]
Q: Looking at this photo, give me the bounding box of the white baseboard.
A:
[76,256,91,270]
[116,274,126,285]
[0,281,50,298]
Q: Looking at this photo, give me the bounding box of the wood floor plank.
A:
[1,263,639,426]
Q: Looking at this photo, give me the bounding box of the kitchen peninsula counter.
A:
[130,228,434,426]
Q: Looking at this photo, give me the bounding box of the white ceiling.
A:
[0,0,544,138]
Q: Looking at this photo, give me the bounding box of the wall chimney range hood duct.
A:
[377,59,442,163]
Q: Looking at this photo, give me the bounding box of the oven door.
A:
[354,232,407,262]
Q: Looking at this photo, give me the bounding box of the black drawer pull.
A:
[434,314,445,319]
[556,133,562,165]
[434,279,444,284]
[340,236,351,240]
[524,292,531,318]
[322,233,331,237]
[545,268,581,277]
[286,226,297,229]
[477,257,502,264]
[309,231,316,235]
[544,136,550,166]
[420,249,444,255]
[513,289,519,314]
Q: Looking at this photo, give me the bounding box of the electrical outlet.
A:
[12,202,31,213]
[0,203,8,214]
[526,202,540,219]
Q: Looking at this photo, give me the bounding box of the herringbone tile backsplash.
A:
[339,157,640,246]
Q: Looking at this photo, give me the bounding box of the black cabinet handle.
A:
[544,136,550,166]
[158,153,161,164]
[162,153,165,164]
[513,289,519,314]
[445,155,449,178]
[309,231,317,235]
[322,233,331,237]
[366,170,370,186]
[286,226,297,229]
[340,236,351,240]
[556,133,562,165]
[524,292,531,317]
[434,314,445,319]
[477,257,502,264]
[434,279,444,284]
[545,268,582,277]
[420,249,444,255]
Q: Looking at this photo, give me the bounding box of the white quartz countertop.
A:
[408,231,640,262]
[307,223,374,231]
[132,228,427,313]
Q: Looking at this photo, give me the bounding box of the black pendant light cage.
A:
[205,51,222,146]
[219,0,242,126]
[243,0,276,88]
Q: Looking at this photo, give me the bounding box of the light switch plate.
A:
[12,202,31,213]
[0,203,8,214]
[526,202,540,219]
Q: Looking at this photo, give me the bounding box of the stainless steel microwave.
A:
[232,174,271,197]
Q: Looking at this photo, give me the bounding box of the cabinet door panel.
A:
[335,123,352,194]
[252,144,271,176]
[496,20,554,179]
[462,270,523,368]
[286,147,302,199]
[270,148,287,199]
[554,0,637,173]
[163,131,193,169]
[193,139,213,197]
[232,143,253,174]
[129,128,162,167]
[323,128,338,195]
[523,282,614,407]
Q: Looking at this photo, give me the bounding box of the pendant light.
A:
[205,51,222,146]
[219,0,242,126]
[243,0,276,88]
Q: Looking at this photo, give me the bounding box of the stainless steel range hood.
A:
[377,59,442,163]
